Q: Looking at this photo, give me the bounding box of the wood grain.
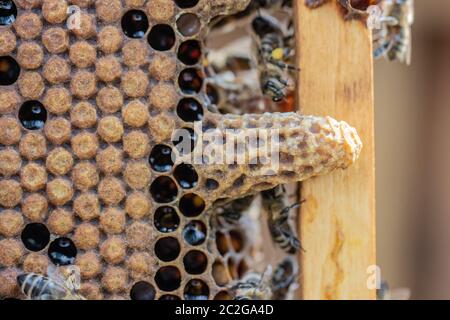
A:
[295,1,376,300]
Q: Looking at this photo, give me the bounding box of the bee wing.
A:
[47,265,66,284]
[407,0,415,26]
[66,265,81,291]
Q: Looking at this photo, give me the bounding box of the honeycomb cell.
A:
[19,132,47,160]
[237,259,249,278]
[22,194,48,222]
[73,223,100,250]
[182,220,206,246]
[100,207,126,234]
[227,258,238,279]
[125,0,145,7]
[0,239,23,267]
[46,178,73,206]
[76,251,102,279]
[149,144,174,172]
[97,84,124,112]
[80,282,103,300]
[70,41,97,68]
[96,0,122,23]
[184,279,209,300]
[122,40,148,68]
[0,180,22,208]
[72,132,99,159]
[96,57,122,83]
[47,208,75,235]
[150,176,178,203]
[121,10,148,39]
[127,252,151,279]
[126,221,151,249]
[14,12,42,40]
[206,83,220,105]
[179,193,205,217]
[154,206,180,233]
[20,162,47,191]
[177,98,204,122]
[18,101,46,131]
[174,0,199,9]
[154,266,181,291]
[123,100,149,127]
[229,230,244,253]
[148,112,175,143]
[183,250,207,275]
[23,253,49,275]
[70,0,94,8]
[72,162,99,190]
[42,27,69,54]
[98,26,123,54]
[154,237,180,262]
[0,56,20,86]
[0,149,21,176]
[42,0,68,24]
[148,24,175,51]
[71,13,96,39]
[98,177,126,205]
[18,72,44,99]
[149,54,177,81]
[44,87,72,115]
[125,191,151,219]
[130,281,156,300]
[214,291,233,300]
[0,0,17,26]
[176,13,201,37]
[121,69,148,98]
[71,71,97,99]
[147,0,174,22]
[15,0,41,9]
[0,210,24,237]
[17,42,44,69]
[174,163,198,189]
[124,161,151,189]
[96,146,123,174]
[212,260,230,286]
[215,231,228,256]
[21,223,50,252]
[205,178,219,190]
[102,267,128,293]
[73,193,100,221]
[44,117,71,145]
[98,116,124,143]
[0,88,19,114]
[100,236,127,264]
[0,269,19,298]
[178,68,203,94]
[124,131,150,159]
[71,102,97,128]
[46,147,74,175]
[0,117,21,145]
[43,56,71,84]
[0,29,16,55]
[178,40,202,66]
[172,127,197,155]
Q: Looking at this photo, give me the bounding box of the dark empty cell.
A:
[174,163,198,189]
[214,291,233,300]
[0,0,16,25]
[172,127,197,155]
[206,84,220,105]
[205,179,219,191]
[149,144,175,172]
[48,237,77,266]
[154,266,181,291]
[229,230,244,252]
[184,279,209,300]
[177,98,203,122]
[237,259,249,278]
[174,0,199,9]
[215,231,228,256]
[155,237,180,262]
[178,68,203,94]
[130,281,156,300]
[150,176,178,203]
[179,193,205,217]
[154,206,180,233]
[121,10,149,39]
[176,13,201,37]
[159,294,181,300]
[21,223,50,252]
[0,56,20,86]
[177,40,201,65]
[183,250,207,275]
[148,24,175,51]
[18,101,47,130]
[182,220,206,246]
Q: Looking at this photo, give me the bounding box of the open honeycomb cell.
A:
[0,0,362,300]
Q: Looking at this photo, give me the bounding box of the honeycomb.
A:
[0,0,362,300]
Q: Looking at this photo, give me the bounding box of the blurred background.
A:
[375,0,450,300]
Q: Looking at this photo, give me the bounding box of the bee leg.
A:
[337,0,369,20]
[373,39,394,60]
[305,0,330,9]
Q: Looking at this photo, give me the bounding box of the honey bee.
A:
[211,195,255,230]
[373,0,414,65]
[377,281,411,300]
[305,0,379,19]
[271,257,298,300]
[261,185,302,254]
[17,265,86,300]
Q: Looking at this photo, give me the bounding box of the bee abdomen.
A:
[17,273,53,299]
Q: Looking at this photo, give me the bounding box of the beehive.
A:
[0,0,362,300]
